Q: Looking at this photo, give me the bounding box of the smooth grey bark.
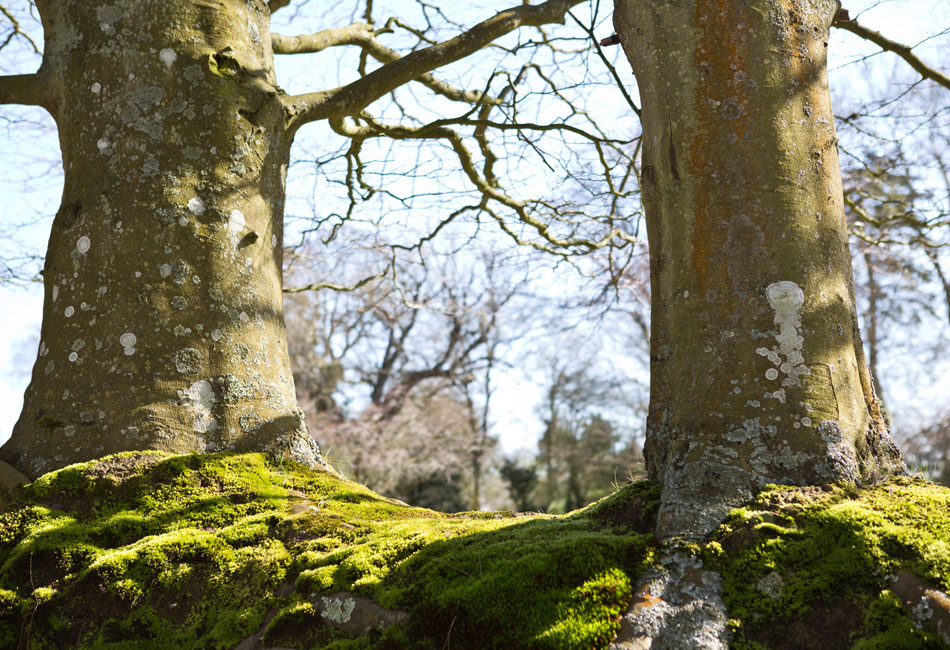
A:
[613,0,904,540]
[1,0,324,477]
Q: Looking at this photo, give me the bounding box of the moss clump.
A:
[0,451,659,649]
[709,477,950,650]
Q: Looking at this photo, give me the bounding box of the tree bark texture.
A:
[1,0,325,477]
[613,0,903,539]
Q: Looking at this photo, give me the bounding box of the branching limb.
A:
[1,4,40,54]
[272,22,497,106]
[284,0,586,129]
[284,263,390,294]
[330,113,634,254]
[0,73,54,110]
[271,22,373,54]
[835,19,950,92]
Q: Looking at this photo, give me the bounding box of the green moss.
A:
[712,478,950,649]
[0,452,659,649]
[7,452,943,649]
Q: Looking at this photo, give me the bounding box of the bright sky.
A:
[0,0,947,454]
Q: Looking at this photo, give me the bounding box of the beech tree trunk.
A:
[0,0,324,477]
[613,0,904,539]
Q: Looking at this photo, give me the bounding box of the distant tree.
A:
[901,412,950,486]
[534,364,643,512]
[500,458,539,512]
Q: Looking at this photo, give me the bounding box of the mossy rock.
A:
[0,451,660,649]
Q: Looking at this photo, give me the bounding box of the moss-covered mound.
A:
[709,478,950,649]
[0,452,660,649]
[1,453,949,649]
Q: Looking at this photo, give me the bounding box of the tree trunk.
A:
[613,0,903,539]
[862,248,885,398]
[0,0,325,478]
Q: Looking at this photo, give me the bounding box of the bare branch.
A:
[0,73,54,110]
[1,4,40,54]
[284,264,390,294]
[835,19,950,92]
[285,0,586,129]
[272,22,497,106]
[272,23,372,55]
[330,113,633,254]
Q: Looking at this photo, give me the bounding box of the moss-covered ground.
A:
[709,478,950,649]
[0,451,660,649]
[0,453,948,649]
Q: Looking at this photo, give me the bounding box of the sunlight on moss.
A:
[712,478,950,649]
[0,451,659,649]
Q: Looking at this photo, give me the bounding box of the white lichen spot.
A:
[239,311,249,323]
[64,306,75,318]
[762,281,809,388]
[159,48,177,68]
[210,329,223,342]
[159,263,172,278]
[228,209,245,233]
[97,138,110,153]
[765,368,779,381]
[52,285,59,302]
[68,352,78,362]
[757,572,784,599]
[801,416,812,427]
[756,347,770,357]
[76,236,91,255]
[271,234,278,248]
[120,332,137,356]
[187,197,206,215]
[178,216,188,226]
[91,82,101,94]
[180,379,216,433]
[320,596,356,624]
